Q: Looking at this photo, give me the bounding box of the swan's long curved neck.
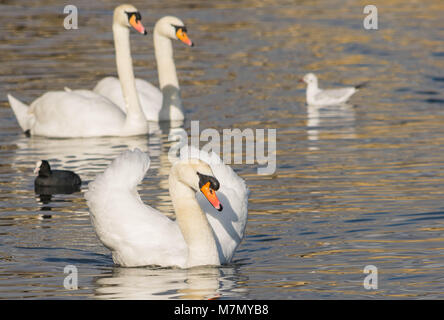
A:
[154,32,185,121]
[169,175,220,267]
[113,23,146,128]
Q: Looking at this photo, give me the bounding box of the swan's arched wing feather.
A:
[204,162,249,263]
[85,149,187,267]
[180,146,249,263]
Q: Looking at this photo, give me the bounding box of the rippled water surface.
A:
[1,0,444,299]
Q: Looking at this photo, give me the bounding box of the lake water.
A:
[1,0,444,299]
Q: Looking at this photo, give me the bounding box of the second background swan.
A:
[94,16,194,122]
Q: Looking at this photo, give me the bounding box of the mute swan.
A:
[7,4,149,138]
[85,147,249,268]
[93,16,193,122]
[300,73,366,106]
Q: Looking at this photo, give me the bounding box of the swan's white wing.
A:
[28,90,126,137]
[93,77,128,112]
[202,161,249,264]
[179,146,249,264]
[85,149,187,267]
[135,78,163,108]
[93,76,162,121]
[66,89,110,100]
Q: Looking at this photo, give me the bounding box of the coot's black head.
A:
[34,160,51,177]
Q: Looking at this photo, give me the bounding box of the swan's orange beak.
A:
[201,182,222,212]
[176,28,194,47]
[129,14,147,35]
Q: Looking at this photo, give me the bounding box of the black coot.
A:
[34,160,81,193]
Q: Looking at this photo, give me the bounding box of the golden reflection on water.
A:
[1,0,444,299]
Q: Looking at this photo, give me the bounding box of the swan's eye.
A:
[125,11,146,35]
[125,11,142,22]
[197,172,220,191]
[172,25,193,46]
[198,180,223,212]
[172,25,187,33]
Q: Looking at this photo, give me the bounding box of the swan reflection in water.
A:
[93,265,246,300]
[19,134,150,210]
[12,121,183,210]
[306,103,356,151]
[12,121,184,177]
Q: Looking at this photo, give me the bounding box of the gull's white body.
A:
[7,5,148,138]
[303,73,361,106]
[85,147,249,268]
[93,16,187,122]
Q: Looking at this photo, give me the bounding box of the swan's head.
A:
[114,4,147,35]
[172,159,222,211]
[34,160,51,176]
[154,16,193,47]
[301,73,318,85]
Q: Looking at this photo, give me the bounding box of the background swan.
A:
[7,4,148,138]
[85,147,249,268]
[93,16,193,122]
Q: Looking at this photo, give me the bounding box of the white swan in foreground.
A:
[85,147,249,268]
[301,73,366,106]
[7,4,148,138]
[93,16,193,122]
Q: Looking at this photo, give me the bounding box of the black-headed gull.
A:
[300,73,366,106]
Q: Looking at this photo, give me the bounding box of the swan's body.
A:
[7,5,148,138]
[94,77,163,121]
[93,16,193,122]
[85,147,249,268]
[301,73,365,106]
